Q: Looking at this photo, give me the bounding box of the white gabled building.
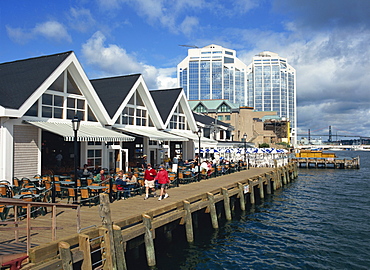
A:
[0,52,199,183]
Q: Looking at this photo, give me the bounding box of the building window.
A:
[217,103,231,113]
[120,92,148,126]
[170,115,177,129]
[194,104,207,113]
[225,115,231,121]
[217,115,223,121]
[40,70,86,120]
[87,149,102,167]
[169,105,186,130]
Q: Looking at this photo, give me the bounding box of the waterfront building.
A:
[177,44,247,106]
[246,51,297,144]
[188,100,288,147]
[0,52,200,182]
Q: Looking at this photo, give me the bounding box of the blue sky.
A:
[1,0,370,139]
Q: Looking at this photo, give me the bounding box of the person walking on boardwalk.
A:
[144,163,157,200]
[156,165,170,201]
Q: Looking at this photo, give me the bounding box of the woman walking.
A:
[156,165,170,201]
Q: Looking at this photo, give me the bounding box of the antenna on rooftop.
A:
[179,45,199,48]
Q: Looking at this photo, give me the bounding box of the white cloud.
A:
[34,21,72,42]
[68,7,96,33]
[6,26,33,44]
[180,16,199,36]
[81,31,176,89]
[6,20,72,44]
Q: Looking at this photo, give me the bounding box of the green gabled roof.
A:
[188,99,240,111]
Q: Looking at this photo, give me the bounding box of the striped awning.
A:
[165,129,217,144]
[113,126,188,141]
[25,121,135,142]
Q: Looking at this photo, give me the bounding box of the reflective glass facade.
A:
[247,51,297,142]
[178,45,247,106]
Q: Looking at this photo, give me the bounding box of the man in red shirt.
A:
[144,164,157,200]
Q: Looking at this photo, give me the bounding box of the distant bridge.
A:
[295,145,370,151]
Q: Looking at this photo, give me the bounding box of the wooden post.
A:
[272,171,277,191]
[183,201,194,243]
[258,176,264,199]
[99,193,117,270]
[282,167,287,185]
[113,225,127,270]
[207,193,218,229]
[79,234,92,270]
[142,214,156,267]
[59,241,73,270]
[52,205,57,241]
[237,183,245,211]
[99,227,114,270]
[221,188,232,220]
[286,166,290,183]
[249,180,255,204]
[266,175,271,195]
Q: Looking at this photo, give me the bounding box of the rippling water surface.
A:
[131,151,370,270]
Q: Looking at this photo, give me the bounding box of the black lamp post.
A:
[72,115,81,204]
[197,126,202,182]
[243,133,247,168]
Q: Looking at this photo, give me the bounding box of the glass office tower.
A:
[177,44,247,106]
[247,51,297,144]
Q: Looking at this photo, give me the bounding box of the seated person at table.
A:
[94,169,107,183]
[81,164,93,177]
[115,174,126,189]
[126,172,137,185]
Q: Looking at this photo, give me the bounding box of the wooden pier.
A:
[292,157,360,169]
[1,162,298,269]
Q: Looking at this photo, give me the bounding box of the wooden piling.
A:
[142,214,156,267]
[221,188,232,220]
[113,225,127,270]
[183,201,194,243]
[79,234,92,270]
[237,183,246,211]
[258,176,264,199]
[99,227,114,270]
[207,193,219,229]
[266,174,272,195]
[58,241,73,270]
[249,180,255,204]
[99,193,117,270]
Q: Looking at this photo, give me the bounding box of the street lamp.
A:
[72,115,81,204]
[196,126,202,182]
[243,133,247,169]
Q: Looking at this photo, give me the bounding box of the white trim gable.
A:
[7,52,111,124]
[164,90,197,132]
[109,75,163,128]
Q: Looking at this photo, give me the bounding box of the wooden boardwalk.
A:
[0,167,272,247]
[1,164,299,269]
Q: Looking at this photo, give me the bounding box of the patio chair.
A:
[12,177,21,193]
[0,204,13,221]
[80,188,96,207]
[67,188,76,204]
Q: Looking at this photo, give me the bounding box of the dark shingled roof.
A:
[150,88,182,122]
[90,74,141,119]
[0,51,72,109]
[193,112,231,128]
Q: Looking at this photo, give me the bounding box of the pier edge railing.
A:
[24,162,298,270]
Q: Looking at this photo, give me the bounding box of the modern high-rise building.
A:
[246,51,297,144]
[177,46,297,145]
[177,44,247,106]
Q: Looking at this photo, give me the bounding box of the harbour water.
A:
[129,151,370,270]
